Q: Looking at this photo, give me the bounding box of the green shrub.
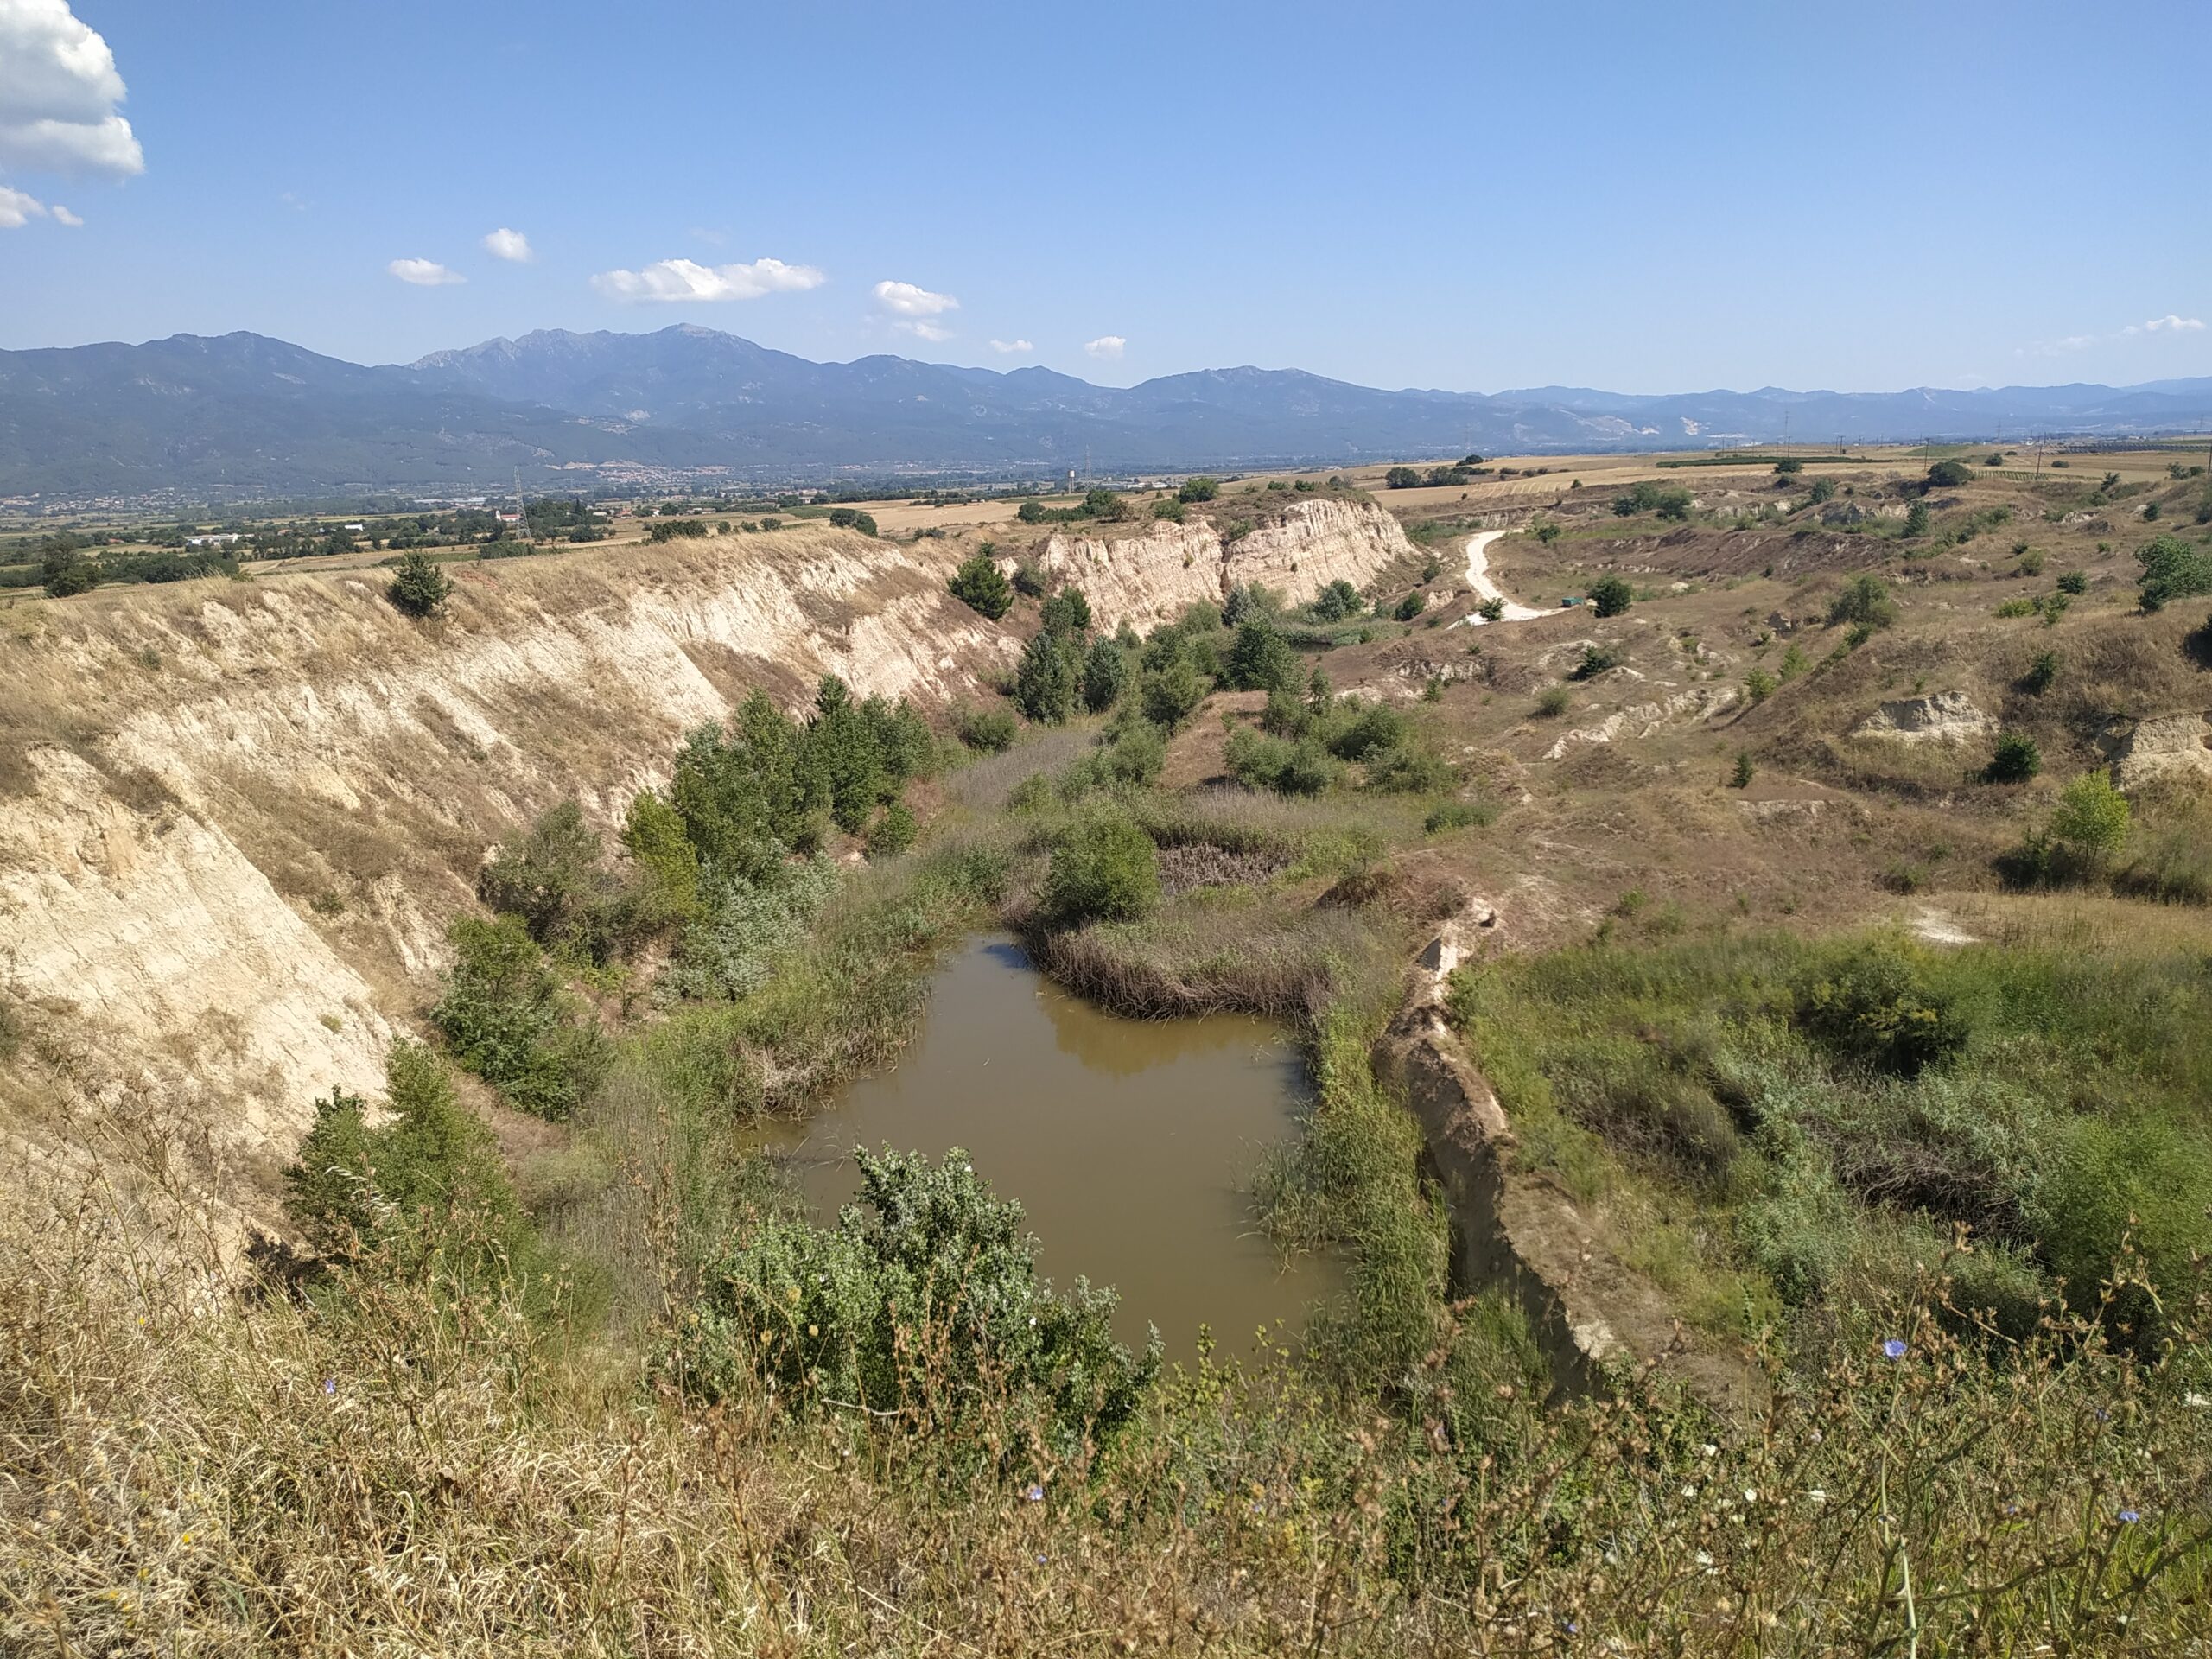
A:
[1535,684,1572,717]
[2018,650,2058,695]
[1323,700,1407,761]
[674,1147,1156,1453]
[1745,666,1778,702]
[283,1039,529,1281]
[1393,591,1427,621]
[1732,750,1755,788]
[1139,659,1208,730]
[1982,733,2042,785]
[956,705,1017,752]
[1309,578,1363,621]
[1151,496,1185,522]
[1042,813,1160,925]
[1827,573,1898,629]
[1571,644,1623,680]
[387,551,454,618]
[433,914,608,1118]
[1424,799,1497,834]
[1362,742,1453,794]
[1926,459,1974,488]
[479,800,637,961]
[2056,569,2088,595]
[826,507,878,537]
[2134,533,2212,612]
[1793,937,1969,1077]
[948,553,1014,620]
[1589,575,1633,617]
[665,857,839,1002]
[1903,501,1933,538]
[1224,727,1340,796]
[1177,475,1218,503]
[645,518,709,543]
[865,801,917,859]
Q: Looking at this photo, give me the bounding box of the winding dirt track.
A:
[1448,530,1547,626]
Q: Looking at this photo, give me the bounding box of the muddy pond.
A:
[753,935,1340,1357]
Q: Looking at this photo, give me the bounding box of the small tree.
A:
[1014,631,1080,724]
[1828,573,1899,630]
[1478,595,1506,622]
[1394,591,1427,622]
[1732,750,1756,788]
[2047,772,2130,866]
[1589,575,1633,617]
[949,553,1014,620]
[1383,466,1422,490]
[388,551,454,618]
[1226,620,1299,692]
[1040,586,1093,639]
[827,506,878,537]
[1311,579,1363,621]
[1773,458,1804,477]
[1081,637,1130,712]
[1903,501,1933,538]
[1177,476,1219,504]
[1983,733,2042,785]
[1926,459,1974,488]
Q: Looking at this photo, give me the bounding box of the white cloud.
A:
[2143,315,2205,334]
[872,278,957,318]
[591,256,825,303]
[389,257,465,287]
[0,182,47,226]
[0,0,143,176]
[988,339,1034,355]
[872,279,959,341]
[1084,335,1127,360]
[481,226,533,264]
[48,200,77,224]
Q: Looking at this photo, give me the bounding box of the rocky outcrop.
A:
[1857,690,1995,744]
[2099,713,2212,791]
[1374,903,1764,1419]
[1037,496,1414,631]
[1545,686,1739,760]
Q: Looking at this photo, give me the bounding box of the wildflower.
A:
[1883,1338,1907,1360]
[322,1378,336,1395]
[1743,1488,1758,1505]
[2185,1391,2209,1409]
[1806,1489,1827,1506]
[1699,1442,1718,1459]
[1024,1484,1045,1503]
[2119,1508,2141,1524]
[1036,1554,1048,1565]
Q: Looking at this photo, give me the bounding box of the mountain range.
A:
[3,325,2209,501]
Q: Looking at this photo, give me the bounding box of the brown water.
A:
[753,936,1338,1357]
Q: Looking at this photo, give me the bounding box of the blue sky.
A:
[2,0,2206,393]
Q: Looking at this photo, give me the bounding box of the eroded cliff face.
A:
[0,529,1021,1220]
[0,503,1414,1223]
[1035,496,1416,630]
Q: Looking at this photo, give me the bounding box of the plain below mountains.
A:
[3,324,2209,499]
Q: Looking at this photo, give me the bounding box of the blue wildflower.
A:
[322,1377,336,1395]
[1024,1483,1045,1503]
[1883,1338,1908,1360]
[2119,1508,2141,1524]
